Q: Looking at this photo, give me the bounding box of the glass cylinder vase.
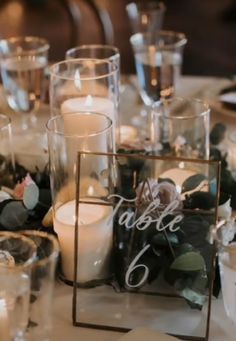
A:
[49,58,119,147]
[46,112,114,285]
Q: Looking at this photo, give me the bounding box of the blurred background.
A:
[0,0,236,76]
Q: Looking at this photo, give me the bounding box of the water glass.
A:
[0,114,15,183]
[130,31,187,106]
[19,230,59,341]
[126,1,166,34]
[151,97,210,159]
[218,241,236,326]
[0,232,36,341]
[46,113,113,284]
[0,36,50,131]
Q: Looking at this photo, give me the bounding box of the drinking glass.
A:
[0,36,50,131]
[151,97,210,159]
[46,112,113,284]
[49,58,119,146]
[0,114,15,182]
[130,31,187,106]
[218,241,236,326]
[126,1,166,34]
[0,231,36,341]
[19,230,59,341]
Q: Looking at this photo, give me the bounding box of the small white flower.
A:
[136,179,182,207]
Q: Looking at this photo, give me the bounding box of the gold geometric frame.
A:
[72,152,221,341]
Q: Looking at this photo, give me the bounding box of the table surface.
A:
[2,75,236,341]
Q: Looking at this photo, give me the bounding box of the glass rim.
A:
[66,44,120,61]
[49,58,118,81]
[0,113,11,130]
[19,230,59,267]
[130,30,187,49]
[0,36,50,55]
[0,231,37,270]
[46,111,113,138]
[152,97,210,120]
[126,1,166,13]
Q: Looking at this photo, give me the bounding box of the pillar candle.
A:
[53,198,113,283]
[61,95,116,147]
[61,95,115,125]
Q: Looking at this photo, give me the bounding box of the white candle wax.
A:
[61,95,115,124]
[53,199,113,283]
[61,95,116,148]
[159,168,196,188]
[0,299,10,341]
[159,167,196,194]
[120,125,138,144]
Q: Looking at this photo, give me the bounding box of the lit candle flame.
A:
[74,69,81,90]
[84,95,93,107]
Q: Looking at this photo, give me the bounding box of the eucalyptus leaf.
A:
[0,201,28,229]
[171,251,205,271]
[23,183,39,210]
[183,191,216,210]
[182,174,206,194]
[151,233,179,248]
[210,122,226,145]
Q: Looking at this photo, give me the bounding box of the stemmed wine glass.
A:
[126,1,166,34]
[0,36,49,132]
[130,30,187,106]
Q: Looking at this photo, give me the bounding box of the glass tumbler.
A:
[130,31,187,106]
[0,231,36,341]
[19,230,59,341]
[46,112,114,284]
[0,114,15,184]
[0,36,50,131]
[151,97,210,159]
[126,1,166,34]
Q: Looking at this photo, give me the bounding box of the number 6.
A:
[125,244,150,288]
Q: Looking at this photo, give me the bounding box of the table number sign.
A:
[72,152,220,341]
